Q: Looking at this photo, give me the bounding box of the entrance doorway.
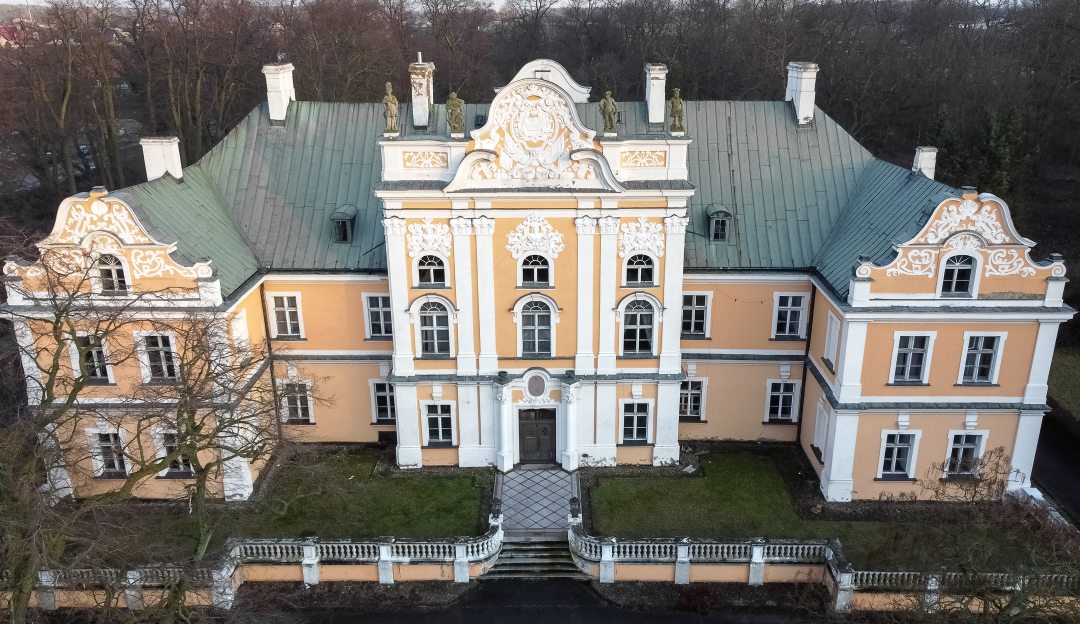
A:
[518,408,556,464]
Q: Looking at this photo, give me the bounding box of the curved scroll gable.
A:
[444,80,622,192]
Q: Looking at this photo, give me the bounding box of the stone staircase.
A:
[483,538,589,579]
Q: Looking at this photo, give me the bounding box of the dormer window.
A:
[941,255,975,297]
[710,211,731,242]
[96,254,128,294]
[330,205,358,244]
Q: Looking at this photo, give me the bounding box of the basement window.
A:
[330,205,358,244]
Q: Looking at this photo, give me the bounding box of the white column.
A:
[476,383,497,466]
[474,217,499,374]
[653,380,681,465]
[394,382,422,467]
[575,217,597,374]
[457,383,484,466]
[562,383,581,470]
[596,216,620,374]
[659,215,688,374]
[495,385,514,472]
[1024,320,1061,405]
[835,321,867,404]
[820,409,859,502]
[594,382,617,465]
[383,217,415,375]
[451,217,477,375]
[1009,410,1045,490]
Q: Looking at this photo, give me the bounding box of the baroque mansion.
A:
[3,59,1071,503]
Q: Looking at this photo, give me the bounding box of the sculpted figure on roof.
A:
[446,91,465,135]
[383,82,399,134]
[668,87,684,133]
[599,91,618,134]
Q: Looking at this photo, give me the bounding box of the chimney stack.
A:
[912,146,938,180]
[410,53,435,129]
[139,137,182,181]
[644,63,668,125]
[262,62,296,124]
[785,62,819,125]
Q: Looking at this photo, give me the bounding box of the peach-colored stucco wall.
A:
[679,361,801,442]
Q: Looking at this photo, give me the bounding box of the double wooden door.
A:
[518,409,556,463]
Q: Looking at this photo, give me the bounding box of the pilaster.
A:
[457,382,485,466]
[474,217,499,374]
[562,382,581,470]
[820,409,859,502]
[659,215,688,374]
[451,217,477,375]
[1009,410,1045,490]
[593,382,618,465]
[596,216,620,374]
[394,382,422,467]
[495,384,514,472]
[835,321,867,403]
[575,216,597,374]
[1024,320,1061,405]
[383,217,415,375]
[652,380,681,465]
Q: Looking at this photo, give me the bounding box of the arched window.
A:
[417,255,446,287]
[418,301,451,356]
[520,301,552,357]
[622,300,654,355]
[941,255,975,296]
[520,255,550,287]
[625,254,654,286]
[96,255,128,294]
[710,210,731,242]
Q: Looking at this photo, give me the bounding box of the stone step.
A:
[482,569,591,580]
[500,542,571,552]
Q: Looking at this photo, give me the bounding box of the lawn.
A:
[589,452,1053,571]
[1049,345,1080,420]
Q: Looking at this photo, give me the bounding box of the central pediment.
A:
[445,77,624,193]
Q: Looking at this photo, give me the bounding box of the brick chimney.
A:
[785,62,819,125]
[139,137,182,181]
[644,63,668,125]
[912,146,938,179]
[262,62,296,124]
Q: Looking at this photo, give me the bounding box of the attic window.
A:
[330,205,358,244]
[709,211,731,242]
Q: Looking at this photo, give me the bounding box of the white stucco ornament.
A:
[406,217,452,258]
[923,199,1008,245]
[506,213,565,260]
[886,248,937,277]
[618,217,665,258]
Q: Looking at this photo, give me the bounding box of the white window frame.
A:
[679,378,707,421]
[763,379,801,423]
[134,330,178,383]
[956,331,1007,385]
[516,252,555,288]
[936,250,982,299]
[67,331,115,384]
[822,312,840,369]
[363,293,394,340]
[710,214,730,242]
[85,424,129,477]
[771,292,808,339]
[812,399,831,454]
[622,252,659,287]
[420,400,457,447]
[153,426,195,478]
[680,291,712,338]
[266,291,305,339]
[888,331,937,384]
[89,251,132,296]
[943,429,988,477]
[512,293,559,357]
[413,252,451,289]
[230,309,251,364]
[369,380,397,424]
[279,378,315,424]
[409,294,457,358]
[876,429,922,479]
[618,398,654,444]
[616,292,663,357]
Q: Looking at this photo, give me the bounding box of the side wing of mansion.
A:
[4,59,1072,502]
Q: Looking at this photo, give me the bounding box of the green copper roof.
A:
[111,98,956,300]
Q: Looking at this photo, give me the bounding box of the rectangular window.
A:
[893,335,930,383]
[766,381,798,422]
[272,295,303,337]
[426,403,453,446]
[823,313,840,368]
[622,402,650,443]
[774,295,804,338]
[76,335,110,382]
[162,432,193,476]
[679,380,704,420]
[96,432,126,477]
[880,432,916,479]
[283,382,312,424]
[373,383,396,423]
[366,295,393,338]
[710,217,728,241]
[681,294,708,337]
[962,335,1000,384]
[144,335,177,381]
[946,433,984,475]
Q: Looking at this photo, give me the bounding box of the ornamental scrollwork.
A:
[984,249,1037,277]
[944,233,983,252]
[620,150,667,168]
[886,248,937,277]
[618,217,665,258]
[506,213,565,260]
[406,217,452,258]
[923,199,1008,245]
[130,249,212,279]
[403,151,449,168]
[55,200,153,245]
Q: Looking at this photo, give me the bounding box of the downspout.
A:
[795,279,818,451]
[258,280,283,441]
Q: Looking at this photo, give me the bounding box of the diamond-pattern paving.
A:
[499,469,573,534]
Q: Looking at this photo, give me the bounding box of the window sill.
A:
[618,441,652,447]
[618,354,657,360]
[98,291,132,297]
[763,419,799,426]
[770,336,804,342]
[417,356,454,361]
[955,382,999,387]
[822,358,835,374]
[157,472,194,480]
[96,473,128,480]
[518,285,553,290]
[272,336,306,342]
[365,336,393,342]
[941,474,978,482]
[85,380,116,387]
[875,475,916,482]
[503,356,573,361]
[425,442,456,449]
[680,334,710,341]
[284,420,315,426]
[415,285,449,290]
[373,419,396,426]
[624,283,658,289]
[939,293,974,299]
[144,378,178,386]
[887,381,929,387]
[679,416,706,423]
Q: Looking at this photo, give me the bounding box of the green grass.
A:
[590,452,1045,571]
[1049,345,1080,420]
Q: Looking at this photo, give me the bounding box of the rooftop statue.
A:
[599,90,618,134]
[383,82,399,134]
[447,91,465,135]
[668,88,685,134]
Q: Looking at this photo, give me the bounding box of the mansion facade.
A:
[3,59,1072,502]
